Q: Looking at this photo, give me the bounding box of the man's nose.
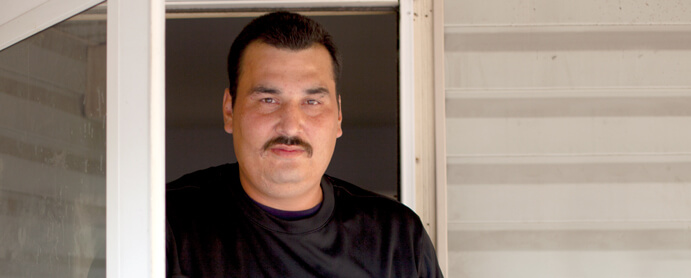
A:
[276,102,303,136]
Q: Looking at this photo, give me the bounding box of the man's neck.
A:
[238,175,324,211]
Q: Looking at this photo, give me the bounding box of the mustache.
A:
[262,136,313,157]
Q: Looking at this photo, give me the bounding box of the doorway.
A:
[165,12,400,198]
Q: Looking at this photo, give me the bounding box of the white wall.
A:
[443,0,691,277]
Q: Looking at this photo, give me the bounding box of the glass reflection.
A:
[0,3,106,277]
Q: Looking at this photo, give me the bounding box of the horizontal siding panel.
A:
[447,181,691,223]
[446,117,691,155]
[448,221,691,231]
[446,26,691,52]
[448,250,691,278]
[444,0,691,25]
[446,87,691,99]
[449,230,691,251]
[444,50,691,88]
[446,97,691,118]
[447,161,691,184]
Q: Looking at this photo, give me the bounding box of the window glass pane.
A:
[0,3,106,277]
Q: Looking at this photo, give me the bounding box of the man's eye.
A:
[260,98,276,104]
[305,99,320,105]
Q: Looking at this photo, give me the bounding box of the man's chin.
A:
[264,159,305,175]
[258,158,321,186]
[266,170,308,185]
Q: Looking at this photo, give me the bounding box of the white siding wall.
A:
[443,0,691,277]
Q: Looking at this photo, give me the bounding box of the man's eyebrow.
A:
[250,86,279,94]
[306,87,329,95]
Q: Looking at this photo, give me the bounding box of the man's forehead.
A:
[248,85,331,96]
[238,42,336,84]
[240,41,334,72]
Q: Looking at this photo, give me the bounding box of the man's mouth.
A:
[262,136,313,157]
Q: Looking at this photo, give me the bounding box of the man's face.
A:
[223,41,342,208]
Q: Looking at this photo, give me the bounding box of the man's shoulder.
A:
[325,175,420,221]
[167,163,237,194]
[325,175,394,201]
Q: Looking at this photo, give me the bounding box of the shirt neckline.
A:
[252,198,323,221]
[224,163,335,235]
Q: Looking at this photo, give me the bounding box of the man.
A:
[166,11,442,277]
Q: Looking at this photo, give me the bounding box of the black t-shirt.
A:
[166,163,443,277]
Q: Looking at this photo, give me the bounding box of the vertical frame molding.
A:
[432,0,448,273]
[106,0,166,276]
[412,0,438,250]
[399,0,416,211]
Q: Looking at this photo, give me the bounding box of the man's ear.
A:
[336,95,343,138]
[223,88,234,134]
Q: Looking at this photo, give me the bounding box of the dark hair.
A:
[227,11,341,106]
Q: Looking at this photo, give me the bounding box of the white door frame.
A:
[397,0,416,210]
[106,0,166,277]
